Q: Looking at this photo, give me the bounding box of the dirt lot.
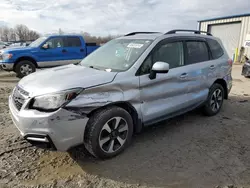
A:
[0,65,249,188]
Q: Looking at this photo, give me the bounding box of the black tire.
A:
[15,60,36,78]
[84,106,133,159]
[203,83,224,116]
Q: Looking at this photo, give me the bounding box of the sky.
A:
[0,0,249,36]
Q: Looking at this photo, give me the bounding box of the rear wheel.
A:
[84,106,133,159]
[203,83,224,116]
[15,60,36,78]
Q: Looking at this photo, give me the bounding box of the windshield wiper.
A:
[89,65,100,70]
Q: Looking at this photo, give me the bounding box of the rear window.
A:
[185,41,209,65]
[64,37,81,47]
[206,38,224,59]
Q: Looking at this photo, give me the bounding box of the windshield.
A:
[29,37,47,47]
[80,38,153,72]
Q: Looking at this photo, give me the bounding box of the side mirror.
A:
[149,61,169,79]
[42,43,49,49]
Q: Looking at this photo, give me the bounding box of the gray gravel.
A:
[0,66,250,188]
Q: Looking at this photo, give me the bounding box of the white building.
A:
[198,13,250,61]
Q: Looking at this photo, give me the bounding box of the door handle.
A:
[210,65,215,69]
[180,73,187,79]
[80,49,84,52]
[62,49,67,53]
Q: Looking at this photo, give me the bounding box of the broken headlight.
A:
[30,88,83,111]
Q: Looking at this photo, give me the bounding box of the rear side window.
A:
[206,38,224,59]
[64,37,81,47]
[185,41,209,65]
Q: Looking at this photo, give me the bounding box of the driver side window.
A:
[44,37,64,49]
[137,41,184,75]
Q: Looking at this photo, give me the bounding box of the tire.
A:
[203,83,224,116]
[84,106,133,159]
[15,60,36,78]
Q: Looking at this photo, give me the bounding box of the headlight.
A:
[31,88,83,111]
[2,53,13,60]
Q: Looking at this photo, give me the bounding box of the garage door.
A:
[208,22,241,59]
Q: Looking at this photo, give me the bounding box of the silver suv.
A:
[9,30,233,159]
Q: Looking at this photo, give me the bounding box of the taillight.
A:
[228,59,233,66]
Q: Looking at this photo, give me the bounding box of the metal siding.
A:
[241,17,250,56]
[199,15,250,58]
[209,22,242,59]
[198,13,250,22]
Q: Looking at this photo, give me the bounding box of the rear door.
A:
[138,38,191,124]
[182,38,213,106]
[62,36,85,64]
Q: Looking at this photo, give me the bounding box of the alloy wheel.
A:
[210,88,223,112]
[20,64,33,75]
[98,117,128,153]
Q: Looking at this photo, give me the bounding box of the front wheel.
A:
[203,83,224,116]
[84,106,133,159]
[15,60,36,78]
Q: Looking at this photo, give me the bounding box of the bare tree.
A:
[28,30,40,40]
[0,26,10,42]
[81,31,118,45]
[58,28,64,35]
[15,24,29,41]
[13,24,40,41]
[8,28,17,41]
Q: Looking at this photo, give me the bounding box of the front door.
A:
[138,39,191,125]
[36,37,67,67]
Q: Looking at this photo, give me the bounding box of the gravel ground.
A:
[0,65,249,188]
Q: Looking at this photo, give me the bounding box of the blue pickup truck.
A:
[0,35,99,77]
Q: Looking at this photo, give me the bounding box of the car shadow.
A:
[68,95,250,188]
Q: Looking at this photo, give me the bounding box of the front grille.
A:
[12,86,29,111]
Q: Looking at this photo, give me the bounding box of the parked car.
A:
[0,41,6,49]
[242,56,250,77]
[0,35,99,77]
[9,30,232,159]
[7,42,29,49]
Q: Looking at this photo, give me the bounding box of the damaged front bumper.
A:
[242,62,250,77]
[8,95,89,151]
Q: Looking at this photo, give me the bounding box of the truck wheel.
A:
[203,83,224,116]
[84,106,133,159]
[15,60,36,78]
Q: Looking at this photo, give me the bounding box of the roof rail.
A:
[124,32,161,36]
[165,29,212,36]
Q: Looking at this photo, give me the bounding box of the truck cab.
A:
[0,35,99,78]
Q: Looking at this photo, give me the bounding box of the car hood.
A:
[1,46,35,53]
[18,64,118,97]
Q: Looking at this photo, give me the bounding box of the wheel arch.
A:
[14,56,38,70]
[214,79,228,99]
[87,101,142,134]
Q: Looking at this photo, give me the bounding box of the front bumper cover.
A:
[9,95,89,151]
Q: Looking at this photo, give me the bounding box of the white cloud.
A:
[0,0,249,36]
